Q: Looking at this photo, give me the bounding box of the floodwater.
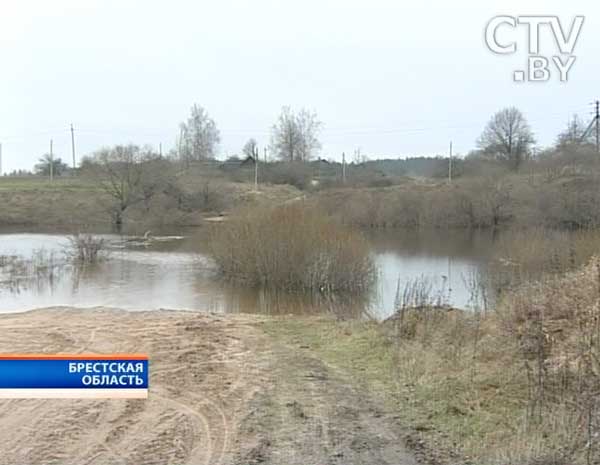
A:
[0,227,495,319]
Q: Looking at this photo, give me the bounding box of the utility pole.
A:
[596,100,600,153]
[580,101,600,150]
[178,129,182,160]
[179,127,188,168]
[70,123,76,169]
[254,147,259,191]
[448,141,453,184]
[49,139,54,182]
[264,147,267,164]
[342,152,346,184]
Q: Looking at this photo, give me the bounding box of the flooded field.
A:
[0,227,494,318]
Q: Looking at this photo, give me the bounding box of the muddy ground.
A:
[0,308,420,465]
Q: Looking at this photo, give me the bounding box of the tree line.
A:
[29,103,598,177]
[174,103,598,171]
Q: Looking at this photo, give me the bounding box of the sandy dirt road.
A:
[0,308,418,465]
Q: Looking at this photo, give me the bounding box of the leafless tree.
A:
[270,106,322,162]
[556,114,594,148]
[242,138,258,159]
[179,104,220,163]
[477,107,536,171]
[81,145,170,227]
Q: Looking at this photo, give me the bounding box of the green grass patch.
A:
[0,177,99,192]
[260,315,544,465]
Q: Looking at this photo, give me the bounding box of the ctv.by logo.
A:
[485,16,584,82]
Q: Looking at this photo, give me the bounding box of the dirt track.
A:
[0,308,418,465]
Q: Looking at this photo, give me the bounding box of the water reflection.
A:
[366,230,494,317]
[0,228,495,318]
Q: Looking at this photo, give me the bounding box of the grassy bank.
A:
[0,177,99,191]
[0,179,112,226]
[261,316,524,464]
[262,258,599,465]
[0,176,299,227]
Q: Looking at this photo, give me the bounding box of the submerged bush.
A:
[66,234,108,263]
[209,204,376,293]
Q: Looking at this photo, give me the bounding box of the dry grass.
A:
[488,227,600,295]
[496,258,600,464]
[208,203,376,293]
[492,227,600,272]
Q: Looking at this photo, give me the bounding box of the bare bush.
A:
[388,276,453,342]
[261,161,313,190]
[66,234,108,264]
[209,204,376,293]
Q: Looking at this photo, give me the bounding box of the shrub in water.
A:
[66,234,108,263]
[209,204,376,293]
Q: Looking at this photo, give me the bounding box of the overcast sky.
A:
[1,0,598,172]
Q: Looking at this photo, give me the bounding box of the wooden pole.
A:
[49,139,54,182]
[70,124,76,169]
[448,141,453,184]
[254,147,259,191]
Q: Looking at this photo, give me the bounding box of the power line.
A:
[0,109,592,143]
